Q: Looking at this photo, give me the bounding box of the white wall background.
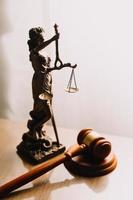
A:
[0,0,50,120]
[1,0,133,137]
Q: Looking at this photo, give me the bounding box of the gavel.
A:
[0,129,116,197]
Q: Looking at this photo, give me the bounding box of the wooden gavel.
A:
[0,129,113,197]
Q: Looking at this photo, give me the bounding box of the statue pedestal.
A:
[17,135,66,164]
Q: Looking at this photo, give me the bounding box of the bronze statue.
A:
[17,24,77,164]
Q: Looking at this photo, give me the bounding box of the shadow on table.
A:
[4,173,109,200]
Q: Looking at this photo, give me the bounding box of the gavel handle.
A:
[0,144,86,197]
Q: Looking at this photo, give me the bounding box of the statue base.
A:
[17,139,66,165]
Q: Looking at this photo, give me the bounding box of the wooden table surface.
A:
[0,118,133,200]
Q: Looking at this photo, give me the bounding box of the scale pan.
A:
[65,87,79,93]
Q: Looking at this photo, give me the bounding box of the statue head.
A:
[28,27,44,51]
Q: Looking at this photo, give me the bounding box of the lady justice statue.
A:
[17,24,78,164]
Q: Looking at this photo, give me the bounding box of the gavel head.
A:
[77,129,112,160]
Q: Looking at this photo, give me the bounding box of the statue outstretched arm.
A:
[47,63,77,73]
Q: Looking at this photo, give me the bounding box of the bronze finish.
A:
[17,25,77,164]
